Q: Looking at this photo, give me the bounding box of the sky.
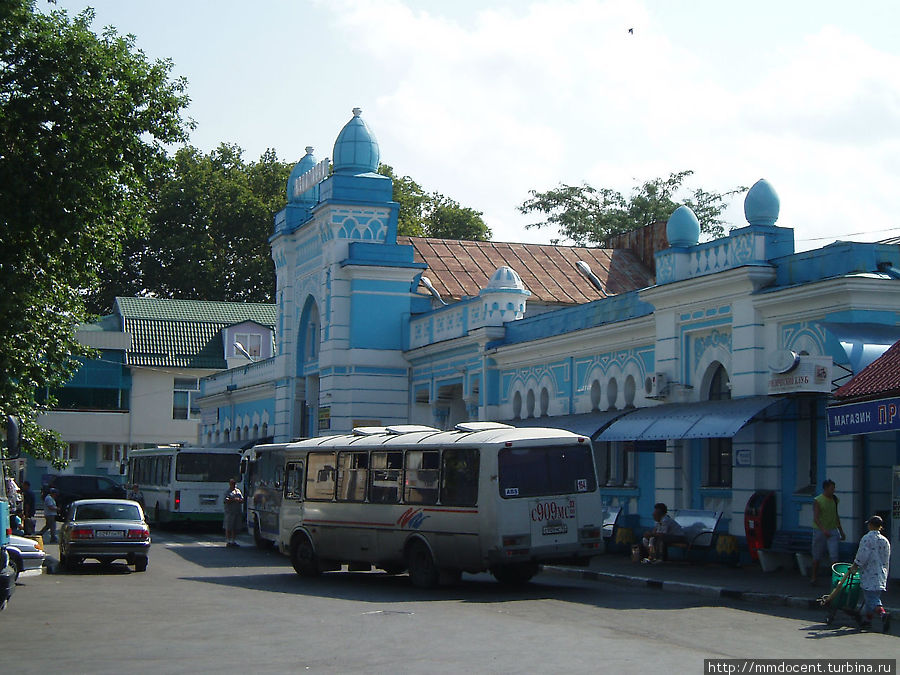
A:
[52,0,900,251]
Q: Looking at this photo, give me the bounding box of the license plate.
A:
[542,524,568,536]
[200,495,217,505]
[95,530,124,538]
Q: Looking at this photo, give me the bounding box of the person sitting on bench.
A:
[640,503,686,563]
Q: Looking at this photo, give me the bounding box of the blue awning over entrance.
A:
[511,409,633,438]
[595,396,784,442]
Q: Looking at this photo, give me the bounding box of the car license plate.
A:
[95,530,124,538]
[542,524,568,536]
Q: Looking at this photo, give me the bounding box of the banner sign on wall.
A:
[827,396,900,436]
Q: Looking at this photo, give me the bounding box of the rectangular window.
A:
[441,448,480,506]
[498,445,595,499]
[66,443,80,461]
[173,377,200,420]
[795,397,819,493]
[101,444,115,462]
[706,438,732,488]
[336,452,368,502]
[305,453,336,501]
[369,451,402,504]
[235,333,262,357]
[175,453,240,483]
[284,461,304,500]
[404,450,440,505]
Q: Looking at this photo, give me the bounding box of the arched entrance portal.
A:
[294,296,321,438]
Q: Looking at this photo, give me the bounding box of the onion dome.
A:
[743,178,780,226]
[332,107,380,175]
[666,205,701,248]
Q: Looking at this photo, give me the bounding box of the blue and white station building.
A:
[198,108,900,550]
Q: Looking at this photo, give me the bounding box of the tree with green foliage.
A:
[519,170,745,246]
[90,145,292,311]
[378,164,491,240]
[0,1,190,463]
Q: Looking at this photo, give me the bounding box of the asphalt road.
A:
[3,530,895,674]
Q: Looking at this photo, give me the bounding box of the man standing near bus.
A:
[810,479,845,586]
[223,478,244,547]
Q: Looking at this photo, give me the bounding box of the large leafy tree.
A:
[378,164,491,240]
[90,145,292,310]
[519,170,745,246]
[0,1,190,461]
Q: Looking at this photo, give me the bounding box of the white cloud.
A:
[324,0,900,250]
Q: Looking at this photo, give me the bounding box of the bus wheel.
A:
[406,541,439,589]
[253,520,268,550]
[290,534,320,577]
[491,563,539,586]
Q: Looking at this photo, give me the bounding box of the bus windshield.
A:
[498,445,596,498]
[175,453,240,483]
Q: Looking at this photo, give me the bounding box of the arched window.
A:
[539,388,549,416]
[526,390,536,418]
[590,380,602,410]
[607,378,618,410]
[706,364,732,487]
[513,391,522,419]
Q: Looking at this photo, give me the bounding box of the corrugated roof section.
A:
[833,338,900,401]
[115,297,276,369]
[398,237,653,303]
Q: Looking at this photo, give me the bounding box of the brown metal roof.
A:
[833,339,900,401]
[399,237,654,304]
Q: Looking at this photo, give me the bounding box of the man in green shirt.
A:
[810,479,845,585]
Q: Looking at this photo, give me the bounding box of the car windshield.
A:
[176,453,240,482]
[498,445,597,498]
[74,503,141,521]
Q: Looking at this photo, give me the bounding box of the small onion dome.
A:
[666,205,701,248]
[286,146,317,203]
[743,178,780,226]
[333,107,380,175]
[482,266,529,294]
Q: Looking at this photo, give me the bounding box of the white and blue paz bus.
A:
[276,422,604,587]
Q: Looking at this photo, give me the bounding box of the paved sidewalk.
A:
[546,553,900,614]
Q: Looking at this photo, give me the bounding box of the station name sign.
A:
[292,157,330,200]
[766,353,832,395]
[827,395,900,436]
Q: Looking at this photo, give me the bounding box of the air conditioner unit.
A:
[646,372,668,399]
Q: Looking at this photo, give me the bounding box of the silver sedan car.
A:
[6,535,46,580]
[59,499,151,572]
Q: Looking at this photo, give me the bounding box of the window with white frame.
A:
[173,377,201,419]
[234,333,262,357]
[101,444,122,463]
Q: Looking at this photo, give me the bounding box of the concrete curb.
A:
[542,565,899,615]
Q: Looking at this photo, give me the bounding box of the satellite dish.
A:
[767,349,800,374]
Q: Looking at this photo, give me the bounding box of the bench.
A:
[758,530,812,573]
[601,506,622,541]
[666,509,723,559]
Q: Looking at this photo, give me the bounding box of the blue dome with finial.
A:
[666,205,700,248]
[333,107,379,175]
[744,178,780,226]
[287,146,318,203]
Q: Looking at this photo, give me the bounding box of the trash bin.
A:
[744,490,776,561]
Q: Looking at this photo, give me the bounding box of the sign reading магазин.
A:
[827,396,900,436]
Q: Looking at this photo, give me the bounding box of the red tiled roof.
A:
[399,237,654,304]
[833,339,900,400]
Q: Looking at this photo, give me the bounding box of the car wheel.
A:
[134,555,148,572]
[8,554,22,582]
[406,540,439,589]
[290,534,320,577]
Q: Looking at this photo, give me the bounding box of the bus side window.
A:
[404,450,439,505]
[284,462,303,500]
[336,452,368,502]
[305,453,336,501]
[441,449,479,507]
[369,451,402,504]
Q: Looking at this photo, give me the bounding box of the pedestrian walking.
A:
[39,488,59,543]
[5,473,22,514]
[223,478,244,547]
[810,479,845,585]
[128,483,146,512]
[850,515,892,631]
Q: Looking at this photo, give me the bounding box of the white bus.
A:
[129,446,243,524]
[277,422,604,587]
[241,443,288,548]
